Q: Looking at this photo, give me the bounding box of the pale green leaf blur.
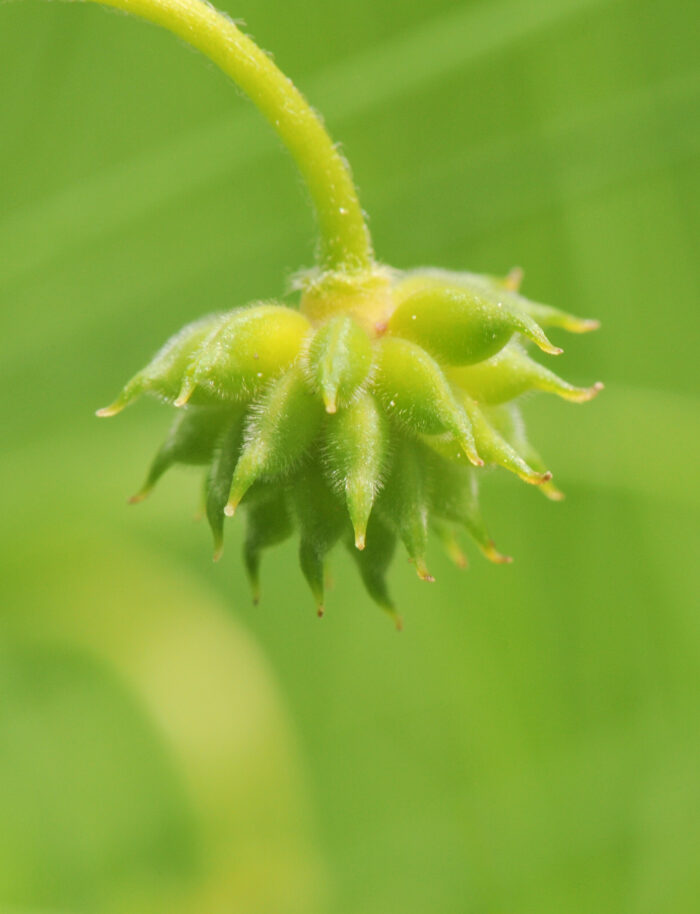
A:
[1,0,698,912]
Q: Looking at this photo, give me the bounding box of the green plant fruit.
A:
[101,266,601,623]
[17,0,602,624]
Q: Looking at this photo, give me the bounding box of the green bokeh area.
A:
[1,0,699,911]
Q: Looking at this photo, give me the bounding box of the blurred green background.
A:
[1,0,699,911]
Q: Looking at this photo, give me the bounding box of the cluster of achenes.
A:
[84,0,601,624]
[99,266,601,622]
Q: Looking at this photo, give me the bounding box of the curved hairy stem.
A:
[78,0,373,272]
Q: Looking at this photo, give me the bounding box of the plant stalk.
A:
[81,0,374,272]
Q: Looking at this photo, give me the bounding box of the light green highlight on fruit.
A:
[305,315,374,413]
[176,304,310,405]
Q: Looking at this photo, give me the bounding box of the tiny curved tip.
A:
[519,469,552,486]
[521,469,554,487]
[442,538,469,568]
[504,266,524,291]
[416,561,435,583]
[567,380,604,403]
[212,543,224,563]
[321,380,339,414]
[576,318,601,333]
[529,326,563,356]
[317,605,325,619]
[379,602,401,629]
[173,382,195,408]
[96,404,121,418]
[223,503,236,518]
[543,486,566,502]
[128,490,149,505]
[248,577,261,605]
[462,442,484,467]
[484,541,513,564]
[355,532,366,551]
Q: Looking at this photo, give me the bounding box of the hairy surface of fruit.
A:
[99,267,602,624]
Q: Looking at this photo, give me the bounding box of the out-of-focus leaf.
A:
[0,529,327,914]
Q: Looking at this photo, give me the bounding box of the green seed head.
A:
[99,267,601,623]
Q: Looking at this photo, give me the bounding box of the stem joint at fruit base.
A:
[297,265,397,332]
